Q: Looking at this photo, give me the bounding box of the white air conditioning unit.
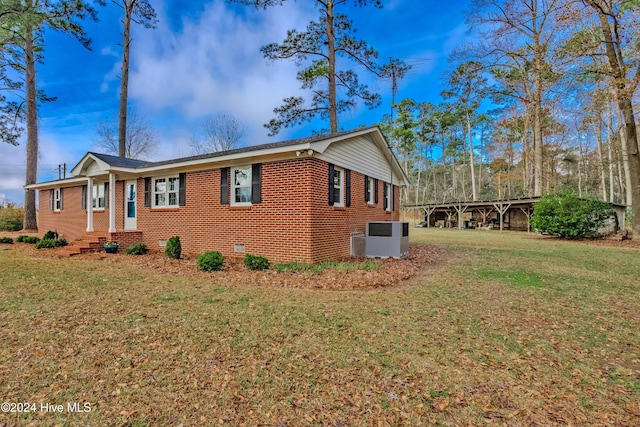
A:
[365,221,409,258]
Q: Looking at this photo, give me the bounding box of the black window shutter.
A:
[392,185,396,211]
[60,188,64,210]
[383,184,388,210]
[49,189,54,210]
[81,185,87,209]
[179,173,186,206]
[364,175,369,202]
[144,178,151,207]
[251,163,262,204]
[104,183,109,208]
[374,179,379,204]
[220,167,229,205]
[345,169,351,207]
[328,163,335,205]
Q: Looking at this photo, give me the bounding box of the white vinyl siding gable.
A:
[315,135,404,184]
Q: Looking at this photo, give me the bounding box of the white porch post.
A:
[86,177,94,232]
[108,172,116,233]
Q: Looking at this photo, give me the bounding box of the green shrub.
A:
[35,239,57,249]
[164,236,182,259]
[43,230,58,240]
[125,242,148,255]
[20,236,40,244]
[0,206,23,231]
[0,237,13,244]
[35,238,67,249]
[15,235,26,243]
[196,251,225,272]
[244,254,270,271]
[530,191,615,239]
[0,216,23,232]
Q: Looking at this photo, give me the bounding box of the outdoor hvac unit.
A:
[365,221,409,259]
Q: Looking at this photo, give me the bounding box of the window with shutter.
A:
[329,165,344,207]
[153,176,179,208]
[220,168,229,205]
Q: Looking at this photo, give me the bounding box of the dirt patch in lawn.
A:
[0,238,450,290]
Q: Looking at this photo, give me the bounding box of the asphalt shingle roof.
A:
[89,152,154,168]
[146,127,375,169]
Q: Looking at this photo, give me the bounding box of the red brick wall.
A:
[106,231,143,248]
[37,158,401,262]
[37,182,125,242]
[37,187,86,241]
[136,159,314,262]
[309,159,399,262]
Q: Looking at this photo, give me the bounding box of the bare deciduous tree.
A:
[189,113,247,154]
[94,110,158,159]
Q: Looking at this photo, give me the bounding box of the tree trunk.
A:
[593,5,640,237]
[415,142,422,205]
[596,117,607,201]
[532,2,544,197]
[118,1,133,157]
[467,112,477,200]
[615,104,632,206]
[607,109,615,203]
[23,24,38,231]
[326,0,337,133]
[578,128,583,197]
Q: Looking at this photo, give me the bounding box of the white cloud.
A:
[128,0,314,148]
[0,128,94,204]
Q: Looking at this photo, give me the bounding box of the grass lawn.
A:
[1,229,639,426]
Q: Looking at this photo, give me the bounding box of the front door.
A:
[124,180,137,230]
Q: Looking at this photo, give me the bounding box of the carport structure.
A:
[409,197,540,232]
[409,197,627,233]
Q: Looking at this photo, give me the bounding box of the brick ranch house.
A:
[27,127,409,262]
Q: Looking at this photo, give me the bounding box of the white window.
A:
[153,176,179,208]
[92,184,105,209]
[367,177,375,204]
[384,183,392,211]
[54,188,62,211]
[232,166,252,205]
[332,166,344,207]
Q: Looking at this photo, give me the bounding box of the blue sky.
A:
[0,0,470,205]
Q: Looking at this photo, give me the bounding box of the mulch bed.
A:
[0,235,450,290]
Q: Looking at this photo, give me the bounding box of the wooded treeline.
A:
[384,0,639,224]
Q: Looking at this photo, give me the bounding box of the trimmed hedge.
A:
[125,242,148,255]
[0,237,13,244]
[35,238,68,249]
[19,236,40,244]
[196,251,225,272]
[165,236,182,259]
[244,254,270,271]
[43,230,58,240]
